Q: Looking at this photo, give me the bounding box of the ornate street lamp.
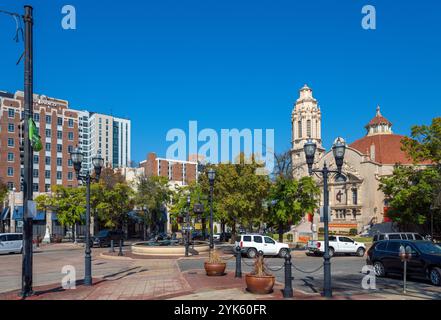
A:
[70,147,104,286]
[304,137,346,298]
[207,168,216,249]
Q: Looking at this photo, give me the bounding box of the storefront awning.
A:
[12,206,46,221]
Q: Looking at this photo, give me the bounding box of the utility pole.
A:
[21,5,34,297]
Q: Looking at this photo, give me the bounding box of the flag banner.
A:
[28,118,42,151]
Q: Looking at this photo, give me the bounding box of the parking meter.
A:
[399,245,412,294]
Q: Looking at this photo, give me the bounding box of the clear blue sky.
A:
[1,0,440,163]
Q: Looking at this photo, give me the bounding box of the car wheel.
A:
[328,247,335,257]
[247,248,257,259]
[429,267,441,286]
[279,248,289,258]
[373,261,386,277]
[356,247,366,257]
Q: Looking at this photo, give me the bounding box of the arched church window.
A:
[307,120,311,137]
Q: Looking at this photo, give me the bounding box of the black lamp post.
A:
[207,168,216,249]
[70,147,104,286]
[185,195,191,257]
[143,206,148,241]
[304,137,346,298]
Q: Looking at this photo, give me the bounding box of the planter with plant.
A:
[245,253,275,294]
[204,249,226,276]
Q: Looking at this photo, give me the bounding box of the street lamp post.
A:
[304,137,346,298]
[70,147,104,286]
[143,206,148,241]
[185,195,191,257]
[207,168,216,249]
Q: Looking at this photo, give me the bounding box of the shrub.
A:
[349,228,358,236]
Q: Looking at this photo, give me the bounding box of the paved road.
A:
[178,251,441,299]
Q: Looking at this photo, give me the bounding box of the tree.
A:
[135,175,171,236]
[273,150,293,179]
[97,182,134,229]
[379,165,441,232]
[401,117,441,164]
[268,176,320,242]
[0,179,8,208]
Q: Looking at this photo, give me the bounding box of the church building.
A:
[291,85,422,237]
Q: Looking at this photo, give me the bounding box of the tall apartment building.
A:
[0,90,131,193]
[0,91,80,193]
[140,152,198,186]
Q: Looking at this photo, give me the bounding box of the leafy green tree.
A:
[97,183,134,229]
[268,176,320,242]
[379,166,441,232]
[0,179,8,209]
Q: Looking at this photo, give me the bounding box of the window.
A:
[34,113,40,122]
[57,144,62,152]
[414,234,424,240]
[57,158,62,166]
[253,236,263,243]
[386,242,401,253]
[68,145,73,153]
[45,157,51,165]
[8,123,14,133]
[7,182,14,191]
[7,153,14,162]
[7,234,23,241]
[56,172,62,180]
[243,236,252,242]
[57,117,63,126]
[68,159,73,167]
[45,143,51,151]
[45,115,52,124]
[297,120,302,138]
[45,170,50,179]
[307,119,311,137]
[68,172,73,180]
[329,236,337,241]
[57,131,62,139]
[68,132,74,140]
[388,234,401,240]
[45,129,51,138]
[7,167,14,176]
[68,119,74,127]
[45,184,50,192]
[33,184,39,192]
[376,242,387,251]
[8,108,15,118]
[8,138,14,147]
[352,189,358,205]
[33,169,39,178]
[33,155,39,164]
[264,237,275,244]
[340,237,354,243]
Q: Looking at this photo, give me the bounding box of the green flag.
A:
[28,118,42,152]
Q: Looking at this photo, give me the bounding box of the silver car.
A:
[0,233,23,254]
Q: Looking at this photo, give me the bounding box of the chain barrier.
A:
[221,254,236,261]
[291,263,324,274]
[242,259,256,267]
[264,263,285,272]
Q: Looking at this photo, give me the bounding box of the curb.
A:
[99,252,133,261]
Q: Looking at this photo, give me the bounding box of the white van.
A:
[0,233,23,254]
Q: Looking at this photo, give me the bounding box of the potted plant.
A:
[204,249,226,276]
[245,253,275,294]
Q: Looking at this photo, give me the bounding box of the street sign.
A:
[319,206,332,222]
[17,221,24,228]
[27,200,37,219]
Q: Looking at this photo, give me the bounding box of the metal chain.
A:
[291,263,324,274]
[242,260,256,267]
[221,254,236,261]
[264,263,285,272]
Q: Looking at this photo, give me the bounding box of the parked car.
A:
[235,234,290,258]
[373,233,424,243]
[0,233,23,254]
[306,236,366,257]
[92,229,124,248]
[191,231,205,240]
[367,240,441,286]
[213,232,232,242]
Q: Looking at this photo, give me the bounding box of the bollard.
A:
[235,246,242,278]
[118,238,124,256]
[109,240,115,253]
[283,251,294,298]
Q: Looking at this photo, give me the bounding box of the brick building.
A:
[139,152,198,185]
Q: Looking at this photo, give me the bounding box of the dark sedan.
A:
[367,240,441,286]
[92,229,124,248]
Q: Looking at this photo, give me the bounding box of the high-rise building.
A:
[0,90,131,193]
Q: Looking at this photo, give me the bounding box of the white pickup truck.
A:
[306,236,366,257]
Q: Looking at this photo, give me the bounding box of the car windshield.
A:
[97,230,109,237]
[414,242,441,255]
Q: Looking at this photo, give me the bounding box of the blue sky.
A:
[1,0,440,164]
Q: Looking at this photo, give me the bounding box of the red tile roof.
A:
[350,134,415,165]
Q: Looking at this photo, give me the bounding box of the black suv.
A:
[92,229,124,248]
[367,240,441,286]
